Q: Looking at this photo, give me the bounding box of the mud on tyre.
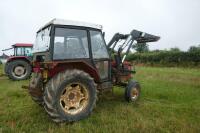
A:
[29,73,44,106]
[43,69,97,123]
[125,80,141,102]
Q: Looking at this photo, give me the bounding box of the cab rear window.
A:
[53,28,89,60]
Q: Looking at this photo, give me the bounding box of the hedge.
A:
[126,51,200,67]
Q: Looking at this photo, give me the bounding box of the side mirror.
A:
[102,32,105,38]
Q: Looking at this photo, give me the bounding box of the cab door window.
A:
[90,30,109,59]
[24,47,32,56]
[90,30,109,80]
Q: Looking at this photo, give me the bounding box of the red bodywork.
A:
[33,61,101,83]
[111,61,133,82]
[7,56,31,62]
[33,59,132,84]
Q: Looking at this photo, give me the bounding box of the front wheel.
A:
[125,80,141,102]
[43,69,97,123]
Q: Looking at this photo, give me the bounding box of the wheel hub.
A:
[131,88,139,100]
[69,93,75,100]
[14,66,25,76]
[60,83,89,115]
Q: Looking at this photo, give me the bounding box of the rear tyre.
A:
[7,60,31,80]
[125,80,141,102]
[43,69,97,123]
[4,62,10,75]
[29,73,44,106]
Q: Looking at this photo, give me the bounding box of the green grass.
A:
[0,65,200,133]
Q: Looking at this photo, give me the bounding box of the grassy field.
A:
[0,65,200,133]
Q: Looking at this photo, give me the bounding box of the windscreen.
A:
[33,26,51,53]
[15,47,33,56]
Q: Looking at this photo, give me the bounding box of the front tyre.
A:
[43,69,97,123]
[125,80,141,102]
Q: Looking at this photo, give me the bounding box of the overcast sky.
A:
[0,0,200,55]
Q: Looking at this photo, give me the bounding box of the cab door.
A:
[89,30,110,81]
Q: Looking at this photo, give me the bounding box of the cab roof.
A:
[38,18,103,32]
[13,43,33,47]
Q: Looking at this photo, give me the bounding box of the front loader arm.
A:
[130,30,160,43]
[107,33,128,51]
[107,29,160,70]
[107,30,160,55]
[122,30,160,62]
[2,47,13,51]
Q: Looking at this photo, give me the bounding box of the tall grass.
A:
[0,65,200,132]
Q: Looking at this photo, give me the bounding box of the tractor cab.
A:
[12,43,33,57]
[2,43,33,57]
[33,19,110,82]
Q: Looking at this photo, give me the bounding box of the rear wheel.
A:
[125,80,141,102]
[43,69,97,123]
[7,60,31,80]
[4,62,10,75]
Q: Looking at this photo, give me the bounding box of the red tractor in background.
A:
[3,43,33,80]
[28,19,160,123]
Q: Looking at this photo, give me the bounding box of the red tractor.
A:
[3,43,33,80]
[28,19,159,122]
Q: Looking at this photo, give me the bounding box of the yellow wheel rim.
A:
[60,83,89,115]
[130,87,139,100]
